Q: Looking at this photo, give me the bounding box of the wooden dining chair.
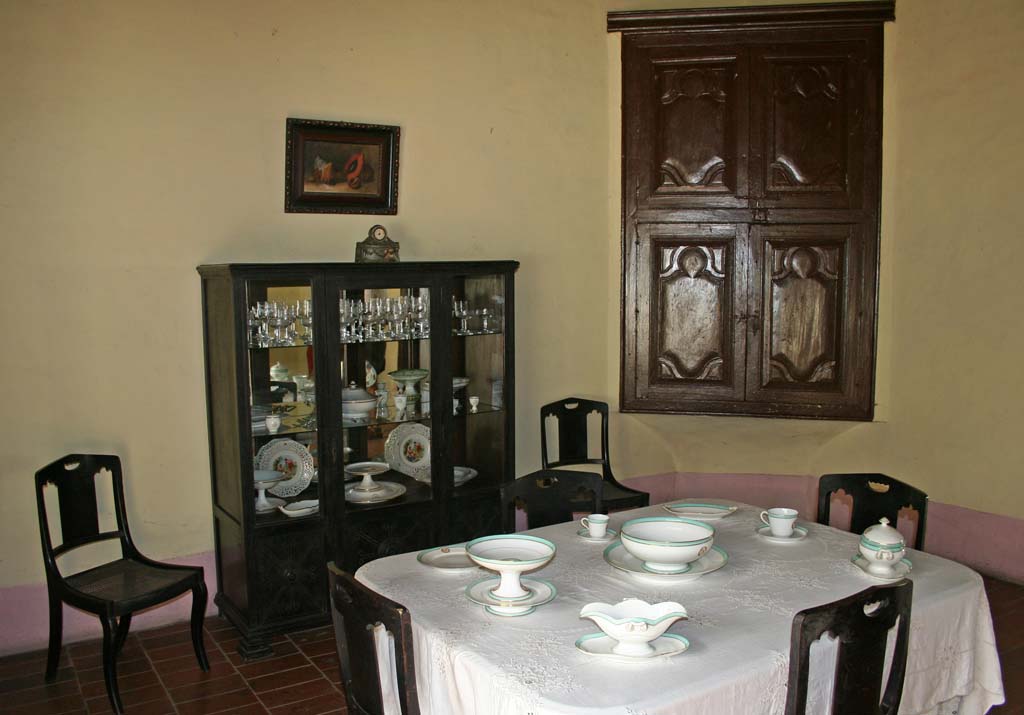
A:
[540,397,649,511]
[328,563,419,715]
[817,473,928,548]
[500,468,604,531]
[34,454,209,714]
[785,580,913,715]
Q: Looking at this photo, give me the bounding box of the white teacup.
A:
[581,513,610,538]
[760,507,798,537]
[393,395,408,417]
[264,415,281,433]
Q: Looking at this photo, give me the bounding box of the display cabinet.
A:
[197,261,517,657]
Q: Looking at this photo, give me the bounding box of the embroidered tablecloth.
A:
[356,502,1005,715]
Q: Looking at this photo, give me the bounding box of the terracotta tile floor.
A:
[0,617,345,715]
[2,577,1021,714]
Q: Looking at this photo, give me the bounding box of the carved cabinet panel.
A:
[624,41,749,210]
[614,2,892,420]
[751,41,872,209]
[629,224,748,406]
[745,224,875,418]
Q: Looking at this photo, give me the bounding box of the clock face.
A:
[372,227,387,240]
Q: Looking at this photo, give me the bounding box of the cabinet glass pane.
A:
[245,282,320,523]
[452,274,506,495]
[339,286,434,510]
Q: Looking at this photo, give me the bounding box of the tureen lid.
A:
[862,517,904,547]
[342,382,373,401]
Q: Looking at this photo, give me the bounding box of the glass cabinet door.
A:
[450,273,508,497]
[245,280,321,521]
[335,285,435,512]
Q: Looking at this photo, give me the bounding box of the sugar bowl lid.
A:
[861,517,904,547]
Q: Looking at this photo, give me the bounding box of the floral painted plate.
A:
[384,422,431,483]
[256,438,315,497]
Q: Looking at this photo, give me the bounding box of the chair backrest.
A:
[785,580,913,715]
[540,397,611,478]
[329,564,419,715]
[817,473,928,548]
[34,454,136,579]
[501,469,604,530]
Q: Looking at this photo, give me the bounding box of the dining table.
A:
[355,501,1005,715]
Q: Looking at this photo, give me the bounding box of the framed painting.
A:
[285,118,400,214]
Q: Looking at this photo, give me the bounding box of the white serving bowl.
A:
[580,598,688,657]
[465,534,556,600]
[620,516,715,574]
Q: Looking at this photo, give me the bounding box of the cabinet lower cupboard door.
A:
[745,224,875,419]
[627,223,748,409]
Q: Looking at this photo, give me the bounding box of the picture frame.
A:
[285,117,400,214]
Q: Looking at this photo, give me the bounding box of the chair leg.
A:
[190,581,210,671]
[100,615,124,715]
[113,613,132,656]
[44,593,62,681]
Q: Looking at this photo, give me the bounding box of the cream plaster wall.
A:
[1,0,1021,591]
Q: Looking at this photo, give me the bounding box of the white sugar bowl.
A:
[859,517,906,575]
[580,599,688,657]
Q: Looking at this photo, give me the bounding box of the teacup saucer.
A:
[851,553,913,581]
[465,577,557,616]
[755,525,808,543]
[577,528,618,543]
[575,633,689,662]
[604,542,728,584]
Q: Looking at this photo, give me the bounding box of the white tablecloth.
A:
[356,502,1005,715]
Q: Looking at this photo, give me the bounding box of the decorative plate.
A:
[453,466,478,487]
[256,439,315,497]
[345,481,407,504]
[575,633,689,662]
[603,542,728,584]
[662,502,738,520]
[416,545,477,572]
[755,525,809,543]
[384,422,431,483]
[577,527,618,543]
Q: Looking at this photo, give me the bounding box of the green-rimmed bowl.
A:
[620,516,714,574]
[465,534,556,600]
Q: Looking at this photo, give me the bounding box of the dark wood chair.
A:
[500,469,604,531]
[328,563,419,715]
[785,580,914,715]
[817,473,928,548]
[34,454,209,714]
[540,397,649,512]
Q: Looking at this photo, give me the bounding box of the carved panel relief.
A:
[654,242,730,382]
[764,241,843,387]
[654,60,736,196]
[765,59,848,196]
[254,526,327,624]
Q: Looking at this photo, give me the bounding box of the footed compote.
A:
[254,470,286,513]
[344,461,390,494]
[465,534,556,600]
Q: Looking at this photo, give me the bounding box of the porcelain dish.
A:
[341,383,378,420]
[465,577,556,616]
[858,518,907,571]
[663,502,738,521]
[453,466,478,487]
[255,439,315,497]
[577,527,618,543]
[384,422,432,482]
[575,633,689,662]
[605,542,728,584]
[580,599,688,657]
[619,517,715,574]
[851,553,913,581]
[278,499,319,518]
[344,461,390,477]
[466,534,556,600]
[416,545,477,572]
[756,524,809,543]
[344,481,406,504]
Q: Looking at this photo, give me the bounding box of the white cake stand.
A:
[254,470,286,513]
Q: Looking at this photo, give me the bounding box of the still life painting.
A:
[285,117,400,214]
